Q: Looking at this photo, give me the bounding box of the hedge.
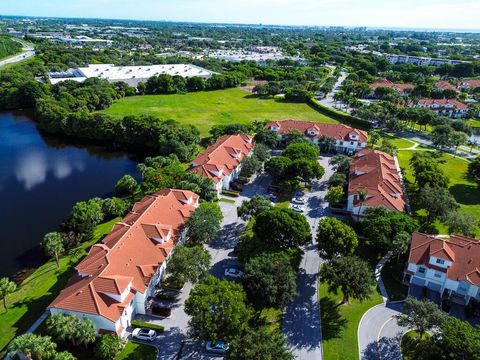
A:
[130,320,165,333]
[222,190,240,197]
[307,98,372,130]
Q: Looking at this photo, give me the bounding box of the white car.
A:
[290,204,305,213]
[224,267,244,278]
[132,328,157,342]
[292,197,306,205]
[206,341,230,354]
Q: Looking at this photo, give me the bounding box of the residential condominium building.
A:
[405,232,480,308]
[265,120,368,155]
[347,149,405,219]
[410,99,468,118]
[48,189,199,336]
[384,54,468,66]
[188,134,254,194]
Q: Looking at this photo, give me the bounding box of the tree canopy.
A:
[316,218,358,258]
[185,202,223,244]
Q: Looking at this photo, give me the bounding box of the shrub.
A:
[222,190,240,197]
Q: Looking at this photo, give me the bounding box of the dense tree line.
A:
[0,36,22,59]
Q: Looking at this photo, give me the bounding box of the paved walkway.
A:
[282,156,335,360]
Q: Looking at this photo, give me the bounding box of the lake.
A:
[0,111,138,278]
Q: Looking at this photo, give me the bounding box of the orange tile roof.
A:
[370,79,415,92]
[49,189,199,322]
[436,80,459,92]
[265,120,368,143]
[462,79,480,88]
[189,134,254,183]
[408,232,480,286]
[417,98,468,110]
[349,149,405,212]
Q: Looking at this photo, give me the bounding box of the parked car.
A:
[132,328,157,342]
[224,267,244,278]
[292,197,306,205]
[290,204,305,213]
[206,341,230,354]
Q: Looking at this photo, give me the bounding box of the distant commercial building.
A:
[347,149,406,219]
[48,63,216,86]
[265,120,368,155]
[207,47,307,65]
[188,134,254,195]
[48,189,199,336]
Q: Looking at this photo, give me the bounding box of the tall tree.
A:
[185,275,252,342]
[391,231,411,262]
[167,245,211,284]
[320,256,374,304]
[329,155,351,173]
[186,202,223,244]
[325,185,344,205]
[418,185,459,222]
[396,297,446,339]
[253,207,312,250]
[433,317,480,360]
[243,252,297,308]
[356,190,368,222]
[42,232,65,268]
[316,218,358,258]
[237,195,272,221]
[74,318,96,348]
[445,211,479,237]
[282,142,319,162]
[229,327,294,360]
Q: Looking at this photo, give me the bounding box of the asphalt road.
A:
[282,156,335,360]
[358,302,407,360]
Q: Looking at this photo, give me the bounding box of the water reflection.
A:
[0,111,138,277]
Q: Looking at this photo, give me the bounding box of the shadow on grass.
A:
[319,297,347,340]
[449,183,480,205]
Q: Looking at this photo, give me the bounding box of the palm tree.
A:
[45,313,74,344]
[0,277,17,312]
[8,333,57,360]
[42,232,65,268]
[356,190,368,222]
[74,318,97,349]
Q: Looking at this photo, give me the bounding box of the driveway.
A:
[282,156,335,360]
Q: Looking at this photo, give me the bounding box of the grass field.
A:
[320,283,383,360]
[101,88,338,136]
[0,218,120,354]
[397,150,480,236]
[116,342,157,360]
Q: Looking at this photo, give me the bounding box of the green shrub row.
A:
[307,98,372,130]
[130,320,165,333]
[222,190,240,197]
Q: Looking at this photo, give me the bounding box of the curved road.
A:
[0,40,35,68]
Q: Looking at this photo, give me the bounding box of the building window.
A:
[350,141,354,145]
[436,258,445,265]
[339,141,343,145]
[418,267,426,274]
[434,273,441,278]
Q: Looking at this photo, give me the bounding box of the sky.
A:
[1,0,480,30]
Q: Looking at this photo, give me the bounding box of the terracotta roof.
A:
[461,79,480,88]
[265,120,368,143]
[370,79,415,92]
[416,98,468,110]
[436,80,459,92]
[349,149,405,212]
[408,232,480,286]
[189,134,254,183]
[49,189,199,322]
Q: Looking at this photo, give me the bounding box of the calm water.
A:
[0,111,138,278]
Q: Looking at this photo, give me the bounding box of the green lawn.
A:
[320,283,383,360]
[0,218,120,354]
[101,88,338,136]
[468,119,480,128]
[116,342,157,360]
[397,150,480,236]
[381,134,416,149]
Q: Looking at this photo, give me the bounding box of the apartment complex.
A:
[48,189,199,336]
[188,134,254,194]
[265,120,368,155]
[405,232,480,307]
[410,99,469,118]
[369,79,415,95]
[385,54,468,66]
[347,149,406,219]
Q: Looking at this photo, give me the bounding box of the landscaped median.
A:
[0,217,120,355]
